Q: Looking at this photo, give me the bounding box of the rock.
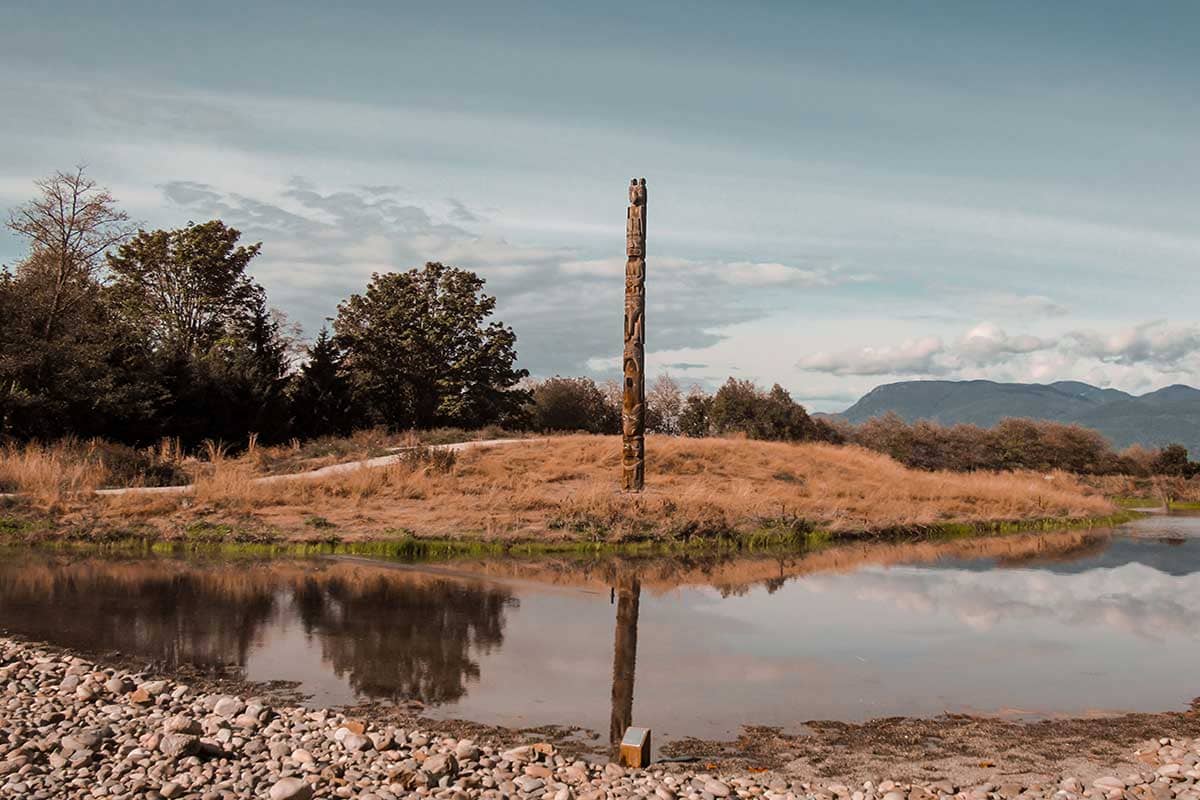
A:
[423,753,459,781]
[456,740,480,761]
[212,696,244,719]
[104,676,131,695]
[139,680,168,696]
[127,688,152,705]
[159,781,182,799]
[61,730,104,754]
[515,776,545,793]
[269,777,314,800]
[706,780,732,798]
[342,733,371,753]
[163,714,201,735]
[233,713,260,729]
[1094,778,1126,791]
[503,746,536,763]
[158,734,200,759]
[292,748,315,764]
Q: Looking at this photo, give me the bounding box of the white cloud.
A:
[723,261,841,287]
[794,319,1200,395]
[1064,321,1200,368]
[956,323,1051,366]
[798,336,946,376]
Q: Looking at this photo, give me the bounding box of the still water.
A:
[1,516,1198,750]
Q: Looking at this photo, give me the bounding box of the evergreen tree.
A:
[290,327,358,438]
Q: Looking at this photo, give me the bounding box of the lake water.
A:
[2,515,1199,752]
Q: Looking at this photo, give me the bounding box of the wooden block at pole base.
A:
[619,726,652,769]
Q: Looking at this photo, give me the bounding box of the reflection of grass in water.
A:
[0,525,1128,605]
[6,511,1138,568]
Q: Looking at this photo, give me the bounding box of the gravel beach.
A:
[1,637,1197,800]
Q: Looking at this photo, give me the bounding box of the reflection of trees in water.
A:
[0,565,276,668]
[0,558,515,705]
[291,574,515,704]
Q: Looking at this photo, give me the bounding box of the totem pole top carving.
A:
[629,177,646,206]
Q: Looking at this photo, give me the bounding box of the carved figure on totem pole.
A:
[622,178,647,492]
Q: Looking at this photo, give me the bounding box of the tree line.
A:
[1,169,528,445]
[3,169,1195,478]
[527,375,1195,476]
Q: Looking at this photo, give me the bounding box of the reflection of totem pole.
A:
[623,178,647,492]
[609,576,641,748]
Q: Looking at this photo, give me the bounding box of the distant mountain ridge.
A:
[838,379,1200,455]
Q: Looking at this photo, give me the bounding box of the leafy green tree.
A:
[290,327,359,438]
[334,262,529,429]
[708,378,760,436]
[104,220,293,443]
[106,220,262,356]
[1152,444,1194,476]
[530,376,618,433]
[678,389,713,438]
[754,383,817,441]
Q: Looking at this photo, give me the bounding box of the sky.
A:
[2,1,1198,411]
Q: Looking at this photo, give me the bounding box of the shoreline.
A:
[3,636,1200,799]
[0,506,1139,555]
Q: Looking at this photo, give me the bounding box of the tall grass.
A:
[0,441,107,509]
[10,434,1119,544]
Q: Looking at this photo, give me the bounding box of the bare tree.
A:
[7,167,132,338]
[647,373,683,435]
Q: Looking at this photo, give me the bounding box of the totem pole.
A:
[623,178,647,492]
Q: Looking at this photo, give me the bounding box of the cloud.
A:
[798,336,945,376]
[957,323,1051,366]
[1064,321,1200,368]
[159,177,844,378]
[796,319,1200,392]
[446,197,482,223]
[723,261,848,287]
[977,291,1070,319]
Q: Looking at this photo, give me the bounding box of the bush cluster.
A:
[840,413,1196,476]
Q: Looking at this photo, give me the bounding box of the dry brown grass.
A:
[86,435,1117,543]
[0,442,107,510]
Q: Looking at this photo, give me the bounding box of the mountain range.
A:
[838,380,1200,455]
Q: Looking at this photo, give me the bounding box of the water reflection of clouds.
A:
[799,562,1200,641]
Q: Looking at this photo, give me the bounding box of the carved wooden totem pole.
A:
[623,178,647,492]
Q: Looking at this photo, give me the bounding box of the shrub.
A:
[529,377,618,433]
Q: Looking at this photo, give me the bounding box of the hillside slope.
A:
[840,380,1200,454]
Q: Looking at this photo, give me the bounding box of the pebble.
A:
[2,637,1199,800]
[270,777,314,800]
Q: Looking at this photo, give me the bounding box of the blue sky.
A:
[3,1,1198,410]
